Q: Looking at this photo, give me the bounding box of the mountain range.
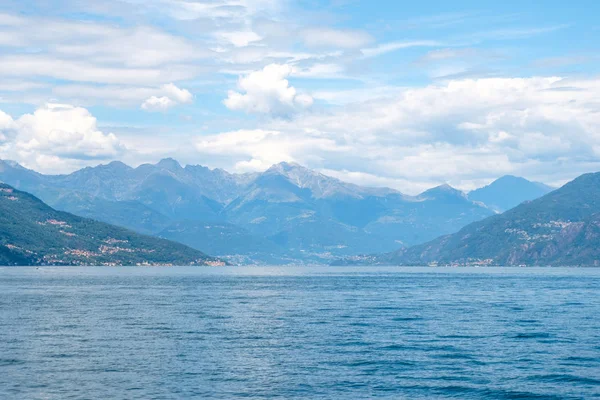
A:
[0,159,554,264]
[341,172,600,267]
[0,183,220,266]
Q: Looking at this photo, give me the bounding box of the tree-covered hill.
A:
[0,183,222,266]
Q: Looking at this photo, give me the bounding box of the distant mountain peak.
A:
[156,158,182,171]
[474,175,553,191]
[267,161,312,175]
[278,161,303,168]
[436,183,455,191]
[103,160,132,171]
[0,159,26,169]
[468,175,554,212]
[487,175,533,186]
[265,161,325,184]
[419,184,465,199]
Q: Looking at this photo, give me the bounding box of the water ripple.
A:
[0,266,599,399]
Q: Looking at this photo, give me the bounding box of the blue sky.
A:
[0,0,599,193]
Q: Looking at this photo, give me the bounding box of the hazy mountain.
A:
[221,164,398,258]
[0,158,250,227]
[0,184,220,266]
[158,221,289,265]
[127,171,223,222]
[376,172,600,266]
[224,163,493,260]
[363,184,495,247]
[264,162,396,199]
[52,193,172,235]
[0,159,497,264]
[0,160,63,204]
[468,175,554,212]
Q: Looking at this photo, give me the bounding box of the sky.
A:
[0,0,599,194]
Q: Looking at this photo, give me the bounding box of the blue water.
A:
[1,266,599,399]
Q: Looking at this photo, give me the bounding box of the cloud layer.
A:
[199,76,600,192]
[0,2,598,192]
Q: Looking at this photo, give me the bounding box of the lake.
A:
[1,266,599,399]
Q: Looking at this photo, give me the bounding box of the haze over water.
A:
[1,266,599,399]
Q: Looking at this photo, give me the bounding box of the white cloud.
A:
[53,26,209,68]
[141,96,177,111]
[161,83,193,103]
[0,16,208,68]
[224,64,313,117]
[194,128,341,172]
[0,110,15,142]
[0,55,198,86]
[2,5,598,192]
[320,168,433,194]
[312,86,400,105]
[463,25,569,43]
[0,9,440,111]
[141,83,193,111]
[195,76,600,193]
[128,0,282,21]
[0,12,25,27]
[0,13,209,109]
[0,110,14,131]
[0,104,124,173]
[301,28,373,49]
[361,40,440,58]
[214,31,263,47]
[0,81,49,91]
[293,63,346,79]
[46,83,194,109]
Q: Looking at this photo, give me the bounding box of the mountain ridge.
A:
[1,158,550,264]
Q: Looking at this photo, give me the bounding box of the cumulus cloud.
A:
[141,96,177,111]
[0,104,125,173]
[141,83,193,111]
[162,83,193,103]
[0,110,15,130]
[194,128,342,172]
[0,111,15,142]
[200,76,600,193]
[224,64,313,117]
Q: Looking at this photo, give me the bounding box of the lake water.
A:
[1,266,599,399]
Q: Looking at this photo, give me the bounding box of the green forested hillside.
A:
[0,184,222,266]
